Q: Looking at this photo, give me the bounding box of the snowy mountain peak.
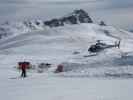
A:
[44,9,93,27]
[0,9,93,39]
[70,9,93,23]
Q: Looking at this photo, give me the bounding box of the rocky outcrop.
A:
[99,21,106,26]
[73,9,93,23]
[44,19,63,27]
[44,9,93,27]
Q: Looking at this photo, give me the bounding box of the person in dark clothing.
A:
[19,62,28,78]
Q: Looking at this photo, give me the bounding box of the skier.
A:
[19,62,28,78]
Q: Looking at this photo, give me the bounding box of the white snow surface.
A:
[1,23,133,100]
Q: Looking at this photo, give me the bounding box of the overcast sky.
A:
[0,0,133,30]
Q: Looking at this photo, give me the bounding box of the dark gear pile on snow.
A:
[37,63,51,73]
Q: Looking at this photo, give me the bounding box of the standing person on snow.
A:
[19,62,28,78]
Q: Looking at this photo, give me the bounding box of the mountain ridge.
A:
[0,9,93,39]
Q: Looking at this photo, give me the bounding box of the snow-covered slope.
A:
[0,22,133,78]
[1,9,133,100]
[0,9,93,39]
[1,22,133,100]
[0,9,133,79]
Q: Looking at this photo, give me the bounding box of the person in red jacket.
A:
[19,62,28,78]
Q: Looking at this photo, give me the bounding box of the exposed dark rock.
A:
[23,21,36,29]
[73,51,80,55]
[44,9,93,27]
[74,9,93,23]
[0,27,8,39]
[99,21,106,26]
[35,21,40,25]
[61,15,77,24]
[103,30,109,34]
[44,19,62,27]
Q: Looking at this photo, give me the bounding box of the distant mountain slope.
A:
[0,9,93,39]
[0,22,132,57]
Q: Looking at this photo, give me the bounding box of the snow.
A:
[0,23,133,100]
[1,72,133,100]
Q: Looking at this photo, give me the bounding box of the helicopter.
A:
[88,40,121,53]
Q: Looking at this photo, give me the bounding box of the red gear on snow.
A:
[55,64,64,73]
